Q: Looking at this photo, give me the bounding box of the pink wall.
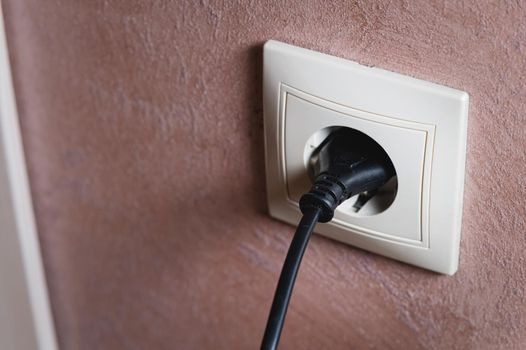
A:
[3,0,526,349]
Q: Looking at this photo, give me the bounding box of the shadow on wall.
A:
[244,43,267,215]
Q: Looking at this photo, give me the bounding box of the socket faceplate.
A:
[263,40,469,274]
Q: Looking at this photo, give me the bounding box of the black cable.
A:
[260,128,396,350]
[260,206,321,350]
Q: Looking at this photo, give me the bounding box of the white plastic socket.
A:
[263,40,469,275]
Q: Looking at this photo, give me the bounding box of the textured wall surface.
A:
[2,0,526,349]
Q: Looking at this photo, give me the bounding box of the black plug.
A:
[299,128,395,222]
[261,127,396,350]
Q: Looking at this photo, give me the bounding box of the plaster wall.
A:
[2,1,526,349]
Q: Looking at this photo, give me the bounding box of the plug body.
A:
[299,128,395,222]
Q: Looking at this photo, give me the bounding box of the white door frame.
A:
[0,3,58,350]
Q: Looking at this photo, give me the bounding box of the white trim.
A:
[0,4,58,350]
[263,40,468,274]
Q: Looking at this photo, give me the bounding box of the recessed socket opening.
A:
[303,126,398,216]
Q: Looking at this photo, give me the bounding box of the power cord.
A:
[261,128,396,350]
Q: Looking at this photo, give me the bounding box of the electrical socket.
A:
[263,40,469,274]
